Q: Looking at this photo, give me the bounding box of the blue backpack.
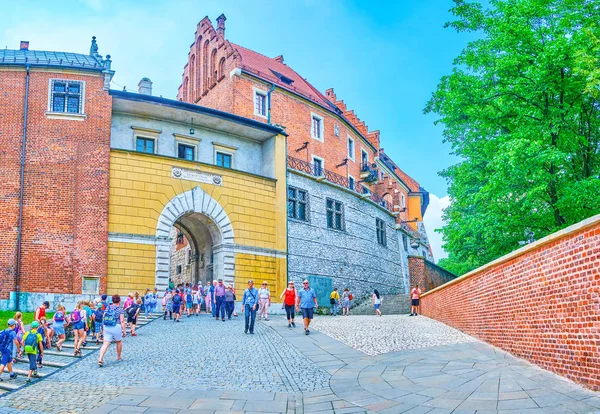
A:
[186,293,192,303]
[0,329,13,353]
[94,309,104,323]
[103,307,118,327]
[172,294,181,305]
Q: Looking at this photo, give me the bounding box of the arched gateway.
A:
[154,186,234,291]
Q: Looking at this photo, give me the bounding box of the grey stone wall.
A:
[287,171,407,300]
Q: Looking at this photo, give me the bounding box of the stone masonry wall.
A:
[288,171,406,299]
[420,214,600,391]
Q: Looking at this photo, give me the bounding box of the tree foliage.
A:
[425,0,600,275]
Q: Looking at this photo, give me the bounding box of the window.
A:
[82,276,99,295]
[401,194,406,208]
[176,230,184,245]
[176,265,182,274]
[348,175,355,191]
[50,80,83,114]
[402,234,408,251]
[311,113,323,141]
[136,137,155,154]
[216,152,232,168]
[178,144,195,161]
[347,136,355,161]
[312,156,323,176]
[287,186,309,221]
[326,198,344,231]
[376,218,386,246]
[334,124,340,137]
[254,90,267,117]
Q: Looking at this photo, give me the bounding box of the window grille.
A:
[326,198,344,230]
[287,186,309,221]
[255,92,266,116]
[50,80,83,114]
[376,218,387,246]
[312,116,322,139]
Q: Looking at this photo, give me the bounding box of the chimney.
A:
[273,55,284,64]
[216,14,227,37]
[138,77,153,96]
[20,41,29,50]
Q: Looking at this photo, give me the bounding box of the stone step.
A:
[16,357,67,368]
[9,368,51,378]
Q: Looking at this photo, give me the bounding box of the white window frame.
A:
[46,79,87,120]
[174,134,200,162]
[347,136,355,161]
[401,193,406,208]
[311,155,325,176]
[253,88,268,119]
[310,112,324,142]
[213,142,237,169]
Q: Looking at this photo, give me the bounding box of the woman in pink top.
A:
[410,284,422,316]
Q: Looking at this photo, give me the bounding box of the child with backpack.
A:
[52,305,68,351]
[0,319,20,382]
[71,302,88,356]
[22,321,43,383]
[126,298,141,336]
[92,303,104,344]
[12,312,25,363]
[172,289,182,322]
[36,318,49,368]
[186,290,194,317]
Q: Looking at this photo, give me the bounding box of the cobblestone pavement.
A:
[0,314,598,413]
[310,315,476,356]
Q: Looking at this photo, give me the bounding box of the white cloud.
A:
[423,194,450,263]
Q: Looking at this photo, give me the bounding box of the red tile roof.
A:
[231,43,335,111]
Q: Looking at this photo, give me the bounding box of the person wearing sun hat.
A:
[0,319,20,381]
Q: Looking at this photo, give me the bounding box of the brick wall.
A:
[408,256,456,292]
[0,68,111,303]
[420,214,600,391]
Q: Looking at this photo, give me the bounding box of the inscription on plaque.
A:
[171,167,222,186]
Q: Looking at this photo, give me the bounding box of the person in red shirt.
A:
[34,302,49,322]
[279,282,297,328]
[410,284,422,316]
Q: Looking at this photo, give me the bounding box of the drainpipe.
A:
[267,83,275,125]
[15,64,31,311]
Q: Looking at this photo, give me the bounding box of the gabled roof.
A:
[231,43,335,111]
[0,49,105,71]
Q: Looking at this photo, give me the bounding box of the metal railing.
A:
[288,156,394,213]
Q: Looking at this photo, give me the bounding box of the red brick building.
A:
[0,38,114,310]
[176,15,430,237]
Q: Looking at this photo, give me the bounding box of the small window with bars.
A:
[50,80,84,114]
[376,218,386,246]
[287,186,309,222]
[326,198,344,231]
[254,91,267,117]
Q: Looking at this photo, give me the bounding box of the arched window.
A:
[189,54,196,102]
[203,40,210,92]
[218,57,226,80]
[195,36,202,94]
[183,76,189,102]
[210,48,217,85]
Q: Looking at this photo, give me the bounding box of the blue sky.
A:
[1,0,475,260]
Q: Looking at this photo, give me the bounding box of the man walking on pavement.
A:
[242,280,259,334]
[296,279,318,335]
[209,281,217,317]
[214,279,227,321]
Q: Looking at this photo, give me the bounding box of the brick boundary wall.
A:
[408,256,457,293]
[420,214,600,391]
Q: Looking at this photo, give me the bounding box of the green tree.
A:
[425,0,600,275]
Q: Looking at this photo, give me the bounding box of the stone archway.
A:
[155,186,234,291]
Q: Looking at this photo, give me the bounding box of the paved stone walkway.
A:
[0,314,598,413]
